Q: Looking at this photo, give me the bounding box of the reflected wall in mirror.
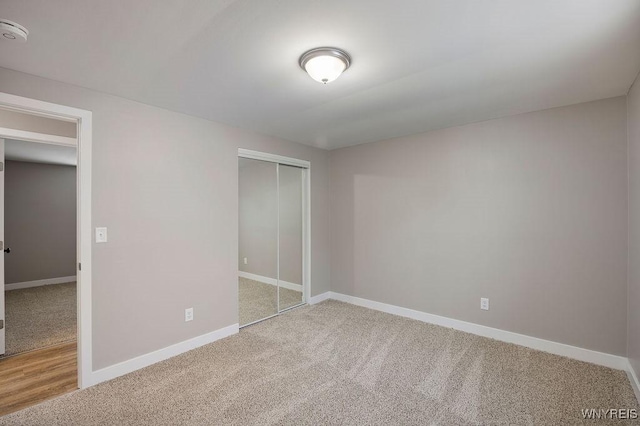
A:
[278,165,304,311]
[238,158,278,326]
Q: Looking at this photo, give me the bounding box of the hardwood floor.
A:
[0,341,77,416]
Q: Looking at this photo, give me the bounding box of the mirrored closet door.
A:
[238,158,278,326]
[238,153,307,327]
[278,164,304,311]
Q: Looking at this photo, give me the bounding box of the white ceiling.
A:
[0,1,639,150]
[5,139,77,166]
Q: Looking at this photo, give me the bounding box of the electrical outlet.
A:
[480,298,489,311]
[185,307,194,322]
[243,257,248,265]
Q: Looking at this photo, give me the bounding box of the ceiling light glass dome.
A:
[299,47,351,84]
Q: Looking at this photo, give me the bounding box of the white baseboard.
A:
[5,275,77,291]
[238,271,302,292]
[87,323,238,387]
[308,291,331,305]
[329,292,628,371]
[628,361,640,404]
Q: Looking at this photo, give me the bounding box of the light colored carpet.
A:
[239,277,302,326]
[1,300,638,425]
[4,282,77,356]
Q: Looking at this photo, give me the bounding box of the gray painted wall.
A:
[5,160,77,284]
[629,78,640,377]
[0,108,77,138]
[0,67,332,371]
[330,97,628,356]
[238,160,303,284]
[0,64,633,372]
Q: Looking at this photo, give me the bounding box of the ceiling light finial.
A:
[299,47,351,84]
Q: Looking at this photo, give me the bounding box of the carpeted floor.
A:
[1,300,638,425]
[4,282,77,356]
[238,277,302,326]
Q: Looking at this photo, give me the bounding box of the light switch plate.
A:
[95,227,108,243]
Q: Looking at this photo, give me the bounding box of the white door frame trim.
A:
[0,127,76,147]
[0,92,92,389]
[238,148,311,312]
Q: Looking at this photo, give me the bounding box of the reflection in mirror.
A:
[278,164,304,311]
[238,158,278,326]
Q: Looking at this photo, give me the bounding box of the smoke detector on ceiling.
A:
[0,19,28,43]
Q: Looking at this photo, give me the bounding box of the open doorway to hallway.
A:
[0,107,79,416]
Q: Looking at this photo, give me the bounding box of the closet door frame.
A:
[238,148,311,311]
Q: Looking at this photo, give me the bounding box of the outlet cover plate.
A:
[480,298,489,311]
[185,307,194,322]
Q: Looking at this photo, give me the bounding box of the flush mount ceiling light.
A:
[0,19,28,42]
[299,47,351,84]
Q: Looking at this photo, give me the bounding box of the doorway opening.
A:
[238,149,310,327]
[0,92,92,415]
